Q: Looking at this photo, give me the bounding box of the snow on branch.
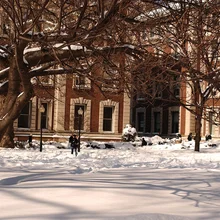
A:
[0,67,10,74]
[0,67,10,80]
[0,80,8,88]
[0,113,8,121]
[0,48,9,58]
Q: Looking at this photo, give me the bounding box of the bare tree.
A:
[0,0,219,151]
[129,0,220,151]
[0,0,152,147]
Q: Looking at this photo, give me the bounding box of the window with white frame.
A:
[74,75,91,90]
[70,97,91,132]
[171,111,179,133]
[74,104,85,130]
[154,83,162,98]
[137,111,145,132]
[135,73,150,101]
[136,92,146,101]
[169,75,180,98]
[99,99,119,133]
[173,75,180,97]
[152,73,164,99]
[208,111,220,136]
[101,69,120,92]
[103,107,113,132]
[41,103,48,129]
[153,111,161,133]
[76,76,85,86]
[18,102,32,128]
[209,112,215,135]
[173,84,180,97]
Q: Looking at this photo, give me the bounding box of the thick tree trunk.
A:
[0,123,14,148]
[194,116,201,152]
[194,105,203,152]
[0,43,34,144]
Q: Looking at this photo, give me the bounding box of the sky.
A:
[0,136,220,220]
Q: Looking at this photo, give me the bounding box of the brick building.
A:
[1,2,219,142]
[130,2,220,139]
[14,72,131,142]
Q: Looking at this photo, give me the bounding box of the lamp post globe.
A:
[78,107,83,116]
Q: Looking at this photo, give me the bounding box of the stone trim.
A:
[168,106,180,135]
[70,97,91,132]
[151,107,162,134]
[99,99,119,133]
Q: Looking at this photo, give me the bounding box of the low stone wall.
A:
[15,132,122,143]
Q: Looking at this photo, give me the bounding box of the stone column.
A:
[53,75,66,132]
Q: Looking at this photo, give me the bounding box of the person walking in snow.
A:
[187,133,193,141]
[69,134,79,156]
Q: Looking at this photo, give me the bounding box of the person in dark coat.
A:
[69,134,78,156]
[205,134,212,141]
[141,138,147,146]
[69,134,74,144]
[187,133,193,141]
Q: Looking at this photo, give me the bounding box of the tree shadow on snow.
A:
[0,168,220,219]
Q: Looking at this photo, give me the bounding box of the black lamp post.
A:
[78,107,83,153]
[39,105,45,152]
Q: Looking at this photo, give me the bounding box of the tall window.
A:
[209,112,216,135]
[75,76,86,86]
[101,71,120,92]
[136,92,146,101]
[103,107,113,131]
[155,84,162,98]
[74,105,84,130]
[18,102,31,128]
[173,85,180,97]
[41,103,48,129]
[172,76,180,98]
[137,112,144,132]
[171,111,179,133]
[74,75,91,90]
[154,112,161,133]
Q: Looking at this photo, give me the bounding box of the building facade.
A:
[14,73,131,141]
[1,2,219,141]
[131,74,220,139]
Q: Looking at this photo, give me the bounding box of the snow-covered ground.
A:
[0,136,220,220]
